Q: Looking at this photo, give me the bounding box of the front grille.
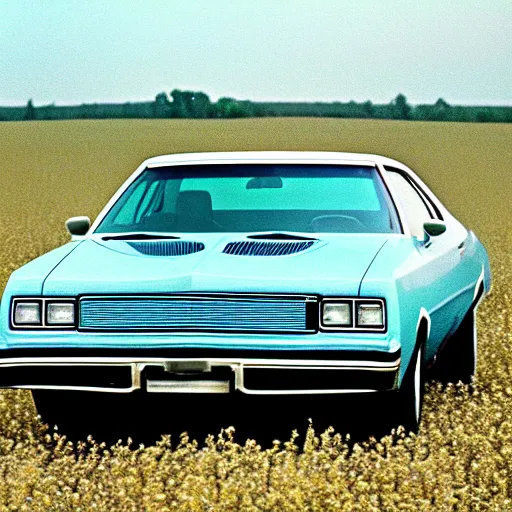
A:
[79,295,316,333]
[223,240,316,256]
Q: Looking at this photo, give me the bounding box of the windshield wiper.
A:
[102,233,181,241]
[247,232,317,241]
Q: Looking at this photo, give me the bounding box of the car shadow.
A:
[56,392,397,448]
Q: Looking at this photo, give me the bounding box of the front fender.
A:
[359,238,434,384]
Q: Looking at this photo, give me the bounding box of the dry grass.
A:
[0,118,511,510]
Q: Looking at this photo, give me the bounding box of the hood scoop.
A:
[223,240,317,257]
[127,241,205,257]
[247,232,317,241]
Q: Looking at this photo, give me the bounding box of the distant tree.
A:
[214,97,254,118]
[23,99,36,120]
[476,109,495,123]
[152,92,172,118]
[214,97,235,118]
[503,108,512,123]
[251,102,266,117]
[169,89,212,118]
[393,93,411,120]
[363,100,375,118]
[170,89,188,118]
[180,91,195,117]
[122,102,133,118]
[189,91,212,118]
[434,98,450,109]
[431,97,451,121]
[342,100,360,119]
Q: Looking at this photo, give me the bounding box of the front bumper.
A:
[0,348,400,394]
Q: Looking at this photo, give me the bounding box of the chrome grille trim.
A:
[79,294,316,333]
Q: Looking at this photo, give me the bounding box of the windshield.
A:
[95,164,401,234]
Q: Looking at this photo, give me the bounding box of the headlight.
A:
[47,302,75,325]
[357,302,384,327]
[321,298,385,331]
[322,302,352,327]
[14,301,42,325]
[11,298,76,329]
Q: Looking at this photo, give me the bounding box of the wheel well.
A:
[400,314,430,388]
[417,318,429,345]
[473,281,485,309]
[416,316,430,364]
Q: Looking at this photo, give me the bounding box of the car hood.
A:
[41,235,391,296]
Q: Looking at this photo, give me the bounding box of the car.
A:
[0,151,491,434]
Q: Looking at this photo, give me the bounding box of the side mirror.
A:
[423,221,446,238]
[65,216,90,236]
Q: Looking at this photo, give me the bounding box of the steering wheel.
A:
[310,214,366,233]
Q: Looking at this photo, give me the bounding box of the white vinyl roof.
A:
[144,151,410,171]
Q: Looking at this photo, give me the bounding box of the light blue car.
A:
[0,152,491,433]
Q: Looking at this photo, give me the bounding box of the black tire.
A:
[395,343,425,434]
[430,307,476,385]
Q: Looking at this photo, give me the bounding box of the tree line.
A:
[0,91,510,123]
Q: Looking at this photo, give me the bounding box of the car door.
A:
[385,167,478,360]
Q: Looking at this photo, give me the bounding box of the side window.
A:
[386,171,433,239]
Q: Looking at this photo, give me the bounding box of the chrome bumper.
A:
[0,355,400,394]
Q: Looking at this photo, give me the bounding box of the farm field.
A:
[0,118,511,510]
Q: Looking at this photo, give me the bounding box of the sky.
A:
[1,0,511,107]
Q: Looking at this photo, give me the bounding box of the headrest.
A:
[176,190,213,220]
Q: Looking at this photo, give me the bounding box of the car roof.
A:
[143,151,410,171]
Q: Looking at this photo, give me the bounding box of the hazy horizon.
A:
[1,1,511,107]
[3,94,512,109]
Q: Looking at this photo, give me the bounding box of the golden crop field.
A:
[0,118,511,511]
